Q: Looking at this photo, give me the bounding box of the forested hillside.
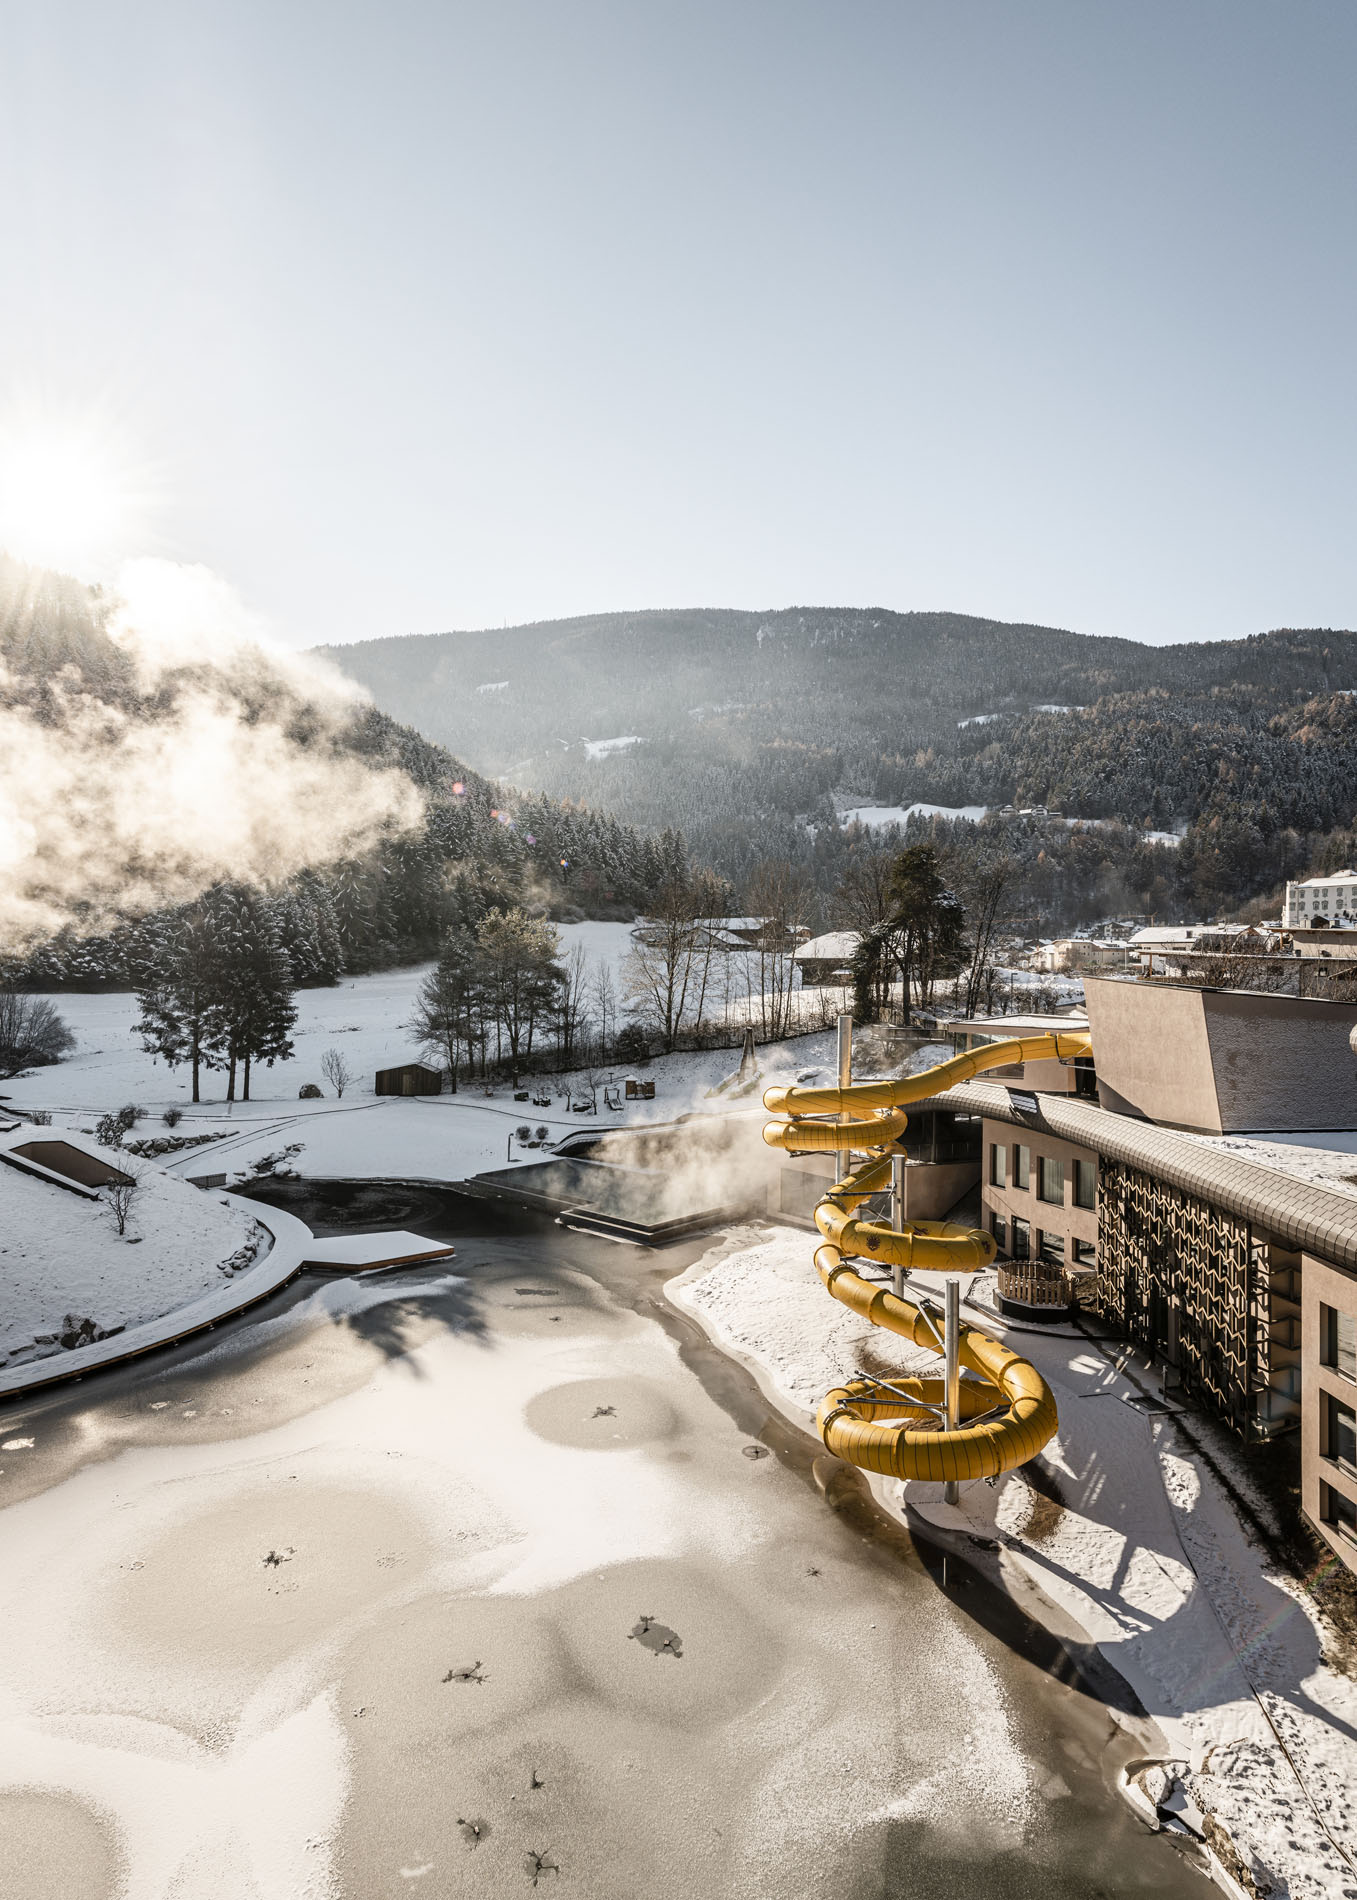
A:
[321,607,1357,920]
[0,559,690,987]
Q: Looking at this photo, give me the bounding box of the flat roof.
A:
[911,1079,1357,1272]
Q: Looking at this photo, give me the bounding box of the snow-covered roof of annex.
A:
[1291,872,1357,887]
[794,930,861,962]
[951,1011,1089,1037]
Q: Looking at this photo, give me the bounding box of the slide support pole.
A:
[891,1154,905,1299]
[943,1276,960,1505]
[837,1009,853,1166]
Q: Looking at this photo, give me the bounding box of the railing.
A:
[996,1261,1099,1313]
[996,1261,1081,1311]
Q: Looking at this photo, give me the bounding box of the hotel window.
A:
[991,1212,1007,1252]
[1322,1483,1357,1543]
[989,1143,1006,1188]
[1072,1237,1096,1267]
[1011,1217,1031,1260]
[1322,1306,1357,1383]
[1014,1145,1031,1191]
[1038,1230,1065,1266]
[1327,1394,1357,1476]
[1037,1156,1064,1205]
[1073,1159,1097,1210]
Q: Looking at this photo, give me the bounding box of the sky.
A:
[1,0,1354,650]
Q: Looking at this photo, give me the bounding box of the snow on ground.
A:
[672,1228,1357,1900]
[582,734,644,760]
[839,802,987,828]
[0,966,442,1118]
[0,971,952,1195]
[0,1127,258,1368]
[3,937,634,1122]
[555,918,637,991]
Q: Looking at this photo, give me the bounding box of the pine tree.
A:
[134,901,228,1103]
[211,885,297,1101]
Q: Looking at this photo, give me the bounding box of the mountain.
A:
[319,608,1357,917]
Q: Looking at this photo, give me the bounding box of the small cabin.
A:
[624,1077,656,1100]
[374,1063,443,1097]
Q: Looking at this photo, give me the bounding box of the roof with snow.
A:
[794,930,861,962]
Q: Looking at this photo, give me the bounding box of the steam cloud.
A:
[0,559,424,950]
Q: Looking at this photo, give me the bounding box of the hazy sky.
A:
[2,1,1354,648]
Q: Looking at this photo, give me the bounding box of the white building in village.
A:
[1283,872,1357,930]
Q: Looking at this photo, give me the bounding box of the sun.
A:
[0,410,151,575]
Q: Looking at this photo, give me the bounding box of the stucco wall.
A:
[1301,1251,1357,1575]
[1083,979,1220,1131]
[980,1116,1098,1260]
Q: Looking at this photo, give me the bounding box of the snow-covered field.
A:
[0,1126,259,1369]
[672,1228,1357,1900]
[582,734,644,760]
[0,923,641,1121]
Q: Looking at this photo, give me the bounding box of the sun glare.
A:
[0,412,151,575]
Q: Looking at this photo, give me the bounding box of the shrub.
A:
[163,1107,183,1128]
[96,1103,145,1148]
[298,1082,323,1099]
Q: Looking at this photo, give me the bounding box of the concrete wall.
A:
[1083,978,1357,1133]
[1301,1252,1357,1575]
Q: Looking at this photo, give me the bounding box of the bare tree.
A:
[744,859,814,1041]
[590,958,619,1062]
[320,1046,354,1097]
[624,869,727,1052]
[558,944,592,1070]
[105,1162,143,1238]
[832,847,896,936]
[958,858,1014,1017]
[0,992,75,1078]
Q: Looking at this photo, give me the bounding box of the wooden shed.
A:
[374,1063,443,1097]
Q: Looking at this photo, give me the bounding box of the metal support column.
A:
[891,1154,906,1298]
[836,1010,853,1168]
[943,1276,961,1504]
[836,1010,853,1100]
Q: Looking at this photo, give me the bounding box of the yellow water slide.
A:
[762,1032,1092,1484]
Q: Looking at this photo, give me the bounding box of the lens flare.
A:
[0,408,152,574]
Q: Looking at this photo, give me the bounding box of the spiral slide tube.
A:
[762,1033,1091,1484]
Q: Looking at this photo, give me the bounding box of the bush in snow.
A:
[0,992,74,1078]
[162,1107,183,1127]
[95,1104,144,1149]
[25,1109,52,1126]
[298,1082,323,1098]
